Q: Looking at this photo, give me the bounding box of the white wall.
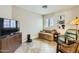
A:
[0,5,12,18]
[12,6,43,42]
[44,6,79,31]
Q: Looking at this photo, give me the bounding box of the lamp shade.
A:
[71,17,79,25]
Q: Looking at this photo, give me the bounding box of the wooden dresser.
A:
[0,32,22,53]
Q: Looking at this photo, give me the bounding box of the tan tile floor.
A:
[15,39,57,53]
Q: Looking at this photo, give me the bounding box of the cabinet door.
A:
[1,38,10,53]
[8,36,15,52]
[0,33,22,53]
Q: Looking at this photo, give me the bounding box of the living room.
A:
[0,5,79,53]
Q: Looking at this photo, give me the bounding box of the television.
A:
[0,18,19,36]
[10,20,16,28]
[3,19,17,28]
[3,19,10,28]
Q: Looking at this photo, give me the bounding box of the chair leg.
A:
[56,33,59,53]
[56,49,59,53]
[56,43,59,53]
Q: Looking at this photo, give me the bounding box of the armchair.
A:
[58,29,79,44]
[57,41,79,53]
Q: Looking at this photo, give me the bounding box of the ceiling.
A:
[16,5,78,15]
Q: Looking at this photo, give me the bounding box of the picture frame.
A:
[57,15,65,29]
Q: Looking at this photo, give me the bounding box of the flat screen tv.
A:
[10,20,16,28]
[3,19,10,28]
[3,19,17,28]
[0,18,19,36]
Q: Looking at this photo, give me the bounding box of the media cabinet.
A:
[0,32,22,53]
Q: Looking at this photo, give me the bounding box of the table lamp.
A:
[71,17,79,40]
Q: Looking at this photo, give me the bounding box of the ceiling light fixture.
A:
[42,5,48,9]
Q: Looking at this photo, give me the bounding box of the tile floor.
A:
[15,39,57,53]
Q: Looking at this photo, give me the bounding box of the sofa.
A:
[39,29,57,41]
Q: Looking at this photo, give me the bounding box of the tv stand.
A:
[0,32,22,53]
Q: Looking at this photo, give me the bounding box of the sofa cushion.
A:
[43,29,57,33]
[39,32,52,36]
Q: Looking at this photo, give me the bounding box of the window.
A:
[44,18,54,28]
[49,18,54,26]
[44,19,48,27]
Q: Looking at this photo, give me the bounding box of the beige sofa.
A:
[39,29,57,41]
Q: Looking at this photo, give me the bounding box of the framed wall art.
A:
[57,15,65,29]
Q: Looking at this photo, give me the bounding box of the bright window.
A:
[44,18,54,28]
